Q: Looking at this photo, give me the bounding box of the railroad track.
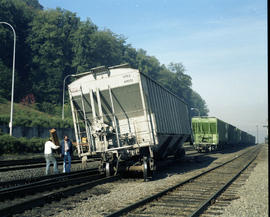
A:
[0,156,79,166]
[0,157,100,172]
[105,145,260,217]
[0,167,99,188]
[0,157,80,172]
[0,169,119,217]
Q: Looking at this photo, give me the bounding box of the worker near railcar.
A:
[44,137,60,175]
[60,135,73,173]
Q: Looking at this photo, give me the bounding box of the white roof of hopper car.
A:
[68,66,140,96]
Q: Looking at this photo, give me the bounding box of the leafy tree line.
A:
[0,0,208,117]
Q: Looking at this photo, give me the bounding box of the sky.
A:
[39,0,268,143]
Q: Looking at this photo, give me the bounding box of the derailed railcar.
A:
[68,64,192,179]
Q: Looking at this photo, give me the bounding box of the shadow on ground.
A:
[151,143,257,181]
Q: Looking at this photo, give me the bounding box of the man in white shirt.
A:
[44,137,60,175]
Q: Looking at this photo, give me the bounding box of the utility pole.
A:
[0,22,16,136]
[191,107,200,117]
[263,124,268,144]
[256,125,259,144]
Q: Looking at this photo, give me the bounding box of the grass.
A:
[0,99,73,128]
[0,101,55,119]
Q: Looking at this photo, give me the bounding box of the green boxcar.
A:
[192,117,256,152]
[228,124,237,144]
[235,128,241,144]
[192,117,228,152]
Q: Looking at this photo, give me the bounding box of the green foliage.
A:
[23,0,43,10]
[0,101,73,128]
[72,19,98,72]
[0,134,46,154]
[0,0,37,101]
[0,0,209,117]
[27,8,80,103]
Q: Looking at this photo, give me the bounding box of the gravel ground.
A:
[220,144,268,217]
[0,153,44,160]
[0,158,100,182]
[2,144,266,217]
[33,145,258,217]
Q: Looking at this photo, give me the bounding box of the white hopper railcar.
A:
[68,64,192,179]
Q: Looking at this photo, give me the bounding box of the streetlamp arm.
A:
[191,107,200,117]
[0,22,16,136]
[62,74,75,120]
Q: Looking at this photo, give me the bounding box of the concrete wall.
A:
[0,125,75,141]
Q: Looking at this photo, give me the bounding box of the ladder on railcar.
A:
[69,86,94,157]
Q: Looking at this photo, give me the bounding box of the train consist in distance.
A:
[191,117,255,152]
[67,63,255,179]
[68,63,192,180]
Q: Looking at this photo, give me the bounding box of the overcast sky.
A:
[39,0,268,143]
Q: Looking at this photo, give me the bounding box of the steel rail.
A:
[0,157,101,172]
[0,169,101,200]
[0,175,120,217]
[0,156,81,167]
[106,146,260,217]
[189,151,258,217]
[0,168,98,188]
[0,157,74,166]
[0,160,84,172]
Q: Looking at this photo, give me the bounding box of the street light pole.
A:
[62,74,75,120]
[256,125,259,144]
[191,107,200,117]
[263,125,268,144]
[0,22,16,136]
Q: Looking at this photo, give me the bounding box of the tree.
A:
[0,0,36,101]
[90,29,126,67]
[135,49,161,80]
[190,91,209,116]
[0,1,209,117]
[72,19,97,73]
[27,8,80,104]
[23,0,43,10]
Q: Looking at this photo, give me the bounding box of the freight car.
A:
[68,64,192,180]
[191,117,255,152]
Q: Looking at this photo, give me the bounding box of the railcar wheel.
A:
[105,162,111,177]
[143,158,149,182]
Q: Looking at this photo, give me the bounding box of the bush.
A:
[25,137,46,153]
[0,96,8,103]
[0,115,9,126]
[0,115,73,129]
[0,134,47,155]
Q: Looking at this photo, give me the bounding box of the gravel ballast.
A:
[32,145,263,217]
[220,144,268,217]
[0,159,100,182]
[3,144,267,217]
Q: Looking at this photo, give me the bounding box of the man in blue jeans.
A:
[60,135,73,173]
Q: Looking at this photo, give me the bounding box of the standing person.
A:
[44,137,60,175]
[60,135,73,173]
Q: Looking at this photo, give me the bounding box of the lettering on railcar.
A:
[124,79,134,83]
[123,74,131,78]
